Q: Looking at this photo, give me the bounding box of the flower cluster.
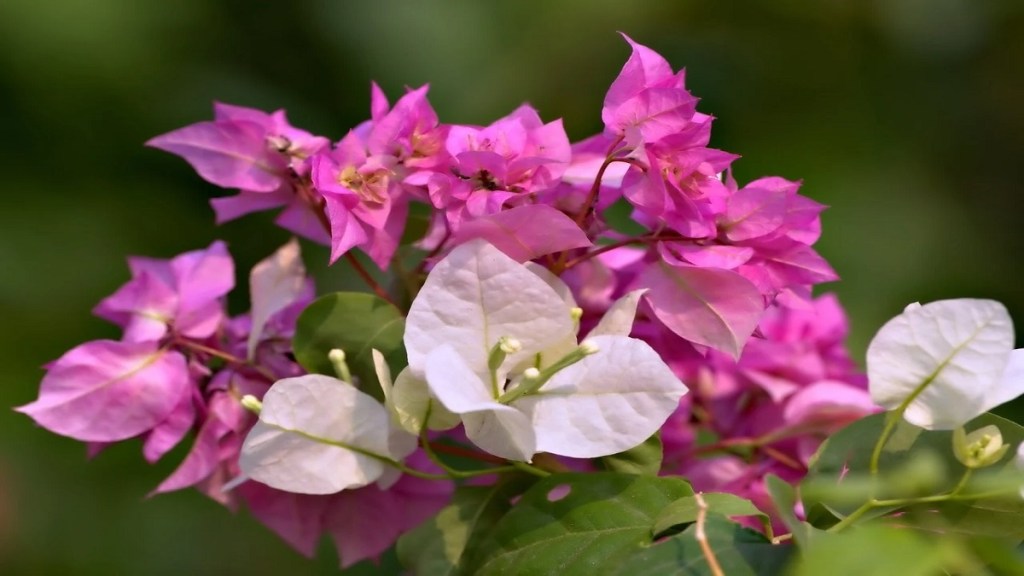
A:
[17,241,448,567]
[657,294,875,525]
[18,35,883,566]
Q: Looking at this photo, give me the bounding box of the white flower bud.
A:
[953,424,1010,469]
[499,337,522,354]
[240,394,263,414]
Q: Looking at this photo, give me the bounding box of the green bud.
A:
[240,394,263,414]
[953,424,1010,469]
[570,307,584,322]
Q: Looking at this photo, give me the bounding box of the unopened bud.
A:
[579,340,600,355]
[499,337,522,354]
[328,348,353,384]
[488,336,521,373]
[240,394,263,414]
[953,424,1009,469]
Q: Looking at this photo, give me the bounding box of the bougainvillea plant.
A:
[17,35,1024,574]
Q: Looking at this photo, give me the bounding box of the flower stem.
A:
[512,461,551,477]
[344,252,396,305]
[573,136,625,227]
[176,339,277,382]
[827,468,974,533]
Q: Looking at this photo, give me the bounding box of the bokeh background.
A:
[2,0,1023,573]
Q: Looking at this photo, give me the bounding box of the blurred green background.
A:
[2,0,1023,573]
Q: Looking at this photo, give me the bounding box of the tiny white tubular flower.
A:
[953,424,1010,469]
[867,298,1024,430]
[403,239,687,461]
[238,374,415,495]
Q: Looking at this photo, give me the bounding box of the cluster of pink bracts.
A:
[18,36,873,566]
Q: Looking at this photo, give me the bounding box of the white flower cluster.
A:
[234,240,688,494]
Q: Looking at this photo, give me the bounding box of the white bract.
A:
[867,298,1024,430]
[399,239,687,461]
[238,374,415,494]
[247,238,307,359]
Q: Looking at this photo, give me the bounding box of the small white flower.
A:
[953,424,1010,469]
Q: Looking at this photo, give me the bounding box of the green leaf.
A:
[764,474,823,548]
[397,476,536,575]
[613,515,792,576]
[599,433,663,476]
[803,411,1024,538]
[462,472,694,575]
[964,536,1024,575]
[788,525,955,576]
[653,492,770,537]
[901,497,1024,540]
[292,292,406,399]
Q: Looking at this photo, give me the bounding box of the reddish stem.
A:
[573,135,625,227]
[561,230,702,271]
[175,339,277,382]
[427,441,507,465]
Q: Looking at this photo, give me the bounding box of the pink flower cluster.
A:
[656,294,875,528]
[17,243,448,567]
[19,34,876,563]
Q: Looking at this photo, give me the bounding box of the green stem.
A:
[512,461,551,477]
[826,501,876,533]
[417,405,545,479]
[869,412,901,476]
[419,427,517,478]
[827,469,975,533]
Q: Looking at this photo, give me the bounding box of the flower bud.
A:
[499,337,522,354]
[579,340,600,355]
[488,336,521,374]
[328,348,353,384]
[953,424,1010,469]
[240,394,263,414]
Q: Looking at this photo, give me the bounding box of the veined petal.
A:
[147,120,285,192]
[424,346,536,461]
[16,341,190,442]
[587,289,647,338]
[451,205,591,263]
[642,261,764,359]
[248,239,307,358]
[239,375,398,494]
[867,299,1014,430]
[517,335,686,458]
[405,240,575,375]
